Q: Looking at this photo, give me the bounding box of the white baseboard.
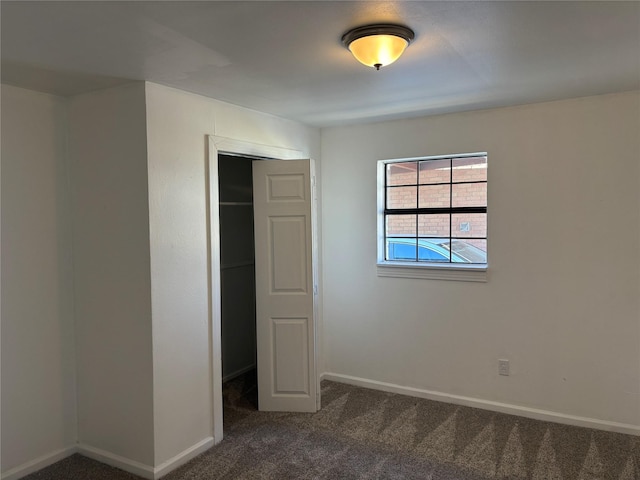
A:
[78,436,215,480]
[2,437,215,480]
[322,372,640,437]
[153,437,214,479]
[1,446,77,480]
[77,444,155,479]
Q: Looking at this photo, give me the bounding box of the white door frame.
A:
[206,135,317,443]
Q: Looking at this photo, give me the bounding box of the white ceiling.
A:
[2,1,639,127]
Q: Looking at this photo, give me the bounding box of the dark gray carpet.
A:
[23,373,640,479]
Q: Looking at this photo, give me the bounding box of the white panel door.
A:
[253,159,317,412]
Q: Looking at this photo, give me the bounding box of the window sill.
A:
[377,262,487,282]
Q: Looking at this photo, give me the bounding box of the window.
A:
[377,153,487,281]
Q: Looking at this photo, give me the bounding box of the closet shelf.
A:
[221,261,255,271]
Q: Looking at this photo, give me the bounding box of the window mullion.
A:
[385,207,486,214]
[448,158,453,263]
[415,164,419,261]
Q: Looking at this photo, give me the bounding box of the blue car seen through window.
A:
[386,238,486,264]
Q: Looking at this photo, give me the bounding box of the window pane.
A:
[387,186,417,209]
[386,214,416,237]
[419,159,450,184]
[452,156,487,183]
[450,239,487,264]
[452,183,486,208]
[387,162,417,186]
[418,214,450,237]
[452,213,486,238]
[386,237,417,261]
[419,184,450,208]
[416,237,450,262]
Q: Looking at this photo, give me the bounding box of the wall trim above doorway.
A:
[211,136,304,160]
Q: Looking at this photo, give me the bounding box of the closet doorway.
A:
[207,136,319,443]
[218,154,258,415]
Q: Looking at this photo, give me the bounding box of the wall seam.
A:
[142,82,157,467]
[61,94,80,449]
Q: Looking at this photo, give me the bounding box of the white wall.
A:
[1,85,77,473]
[68,82,155,465]
[1,80,321,478]
[144,82,321,465]
[321,92,640,429]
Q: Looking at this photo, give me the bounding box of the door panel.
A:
[268,173,306,202]
[253,159,317,412]
[269,216,308,293]
[272,317,309,394]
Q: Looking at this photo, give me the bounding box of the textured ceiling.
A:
[2,1,639,127]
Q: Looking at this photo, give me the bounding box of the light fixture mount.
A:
[342,24,415,70]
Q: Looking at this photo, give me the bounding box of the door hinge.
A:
[313,284,318,295]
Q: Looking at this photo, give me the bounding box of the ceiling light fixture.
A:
[342,24,415,70]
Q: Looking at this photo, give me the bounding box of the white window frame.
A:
[377,153,488,282]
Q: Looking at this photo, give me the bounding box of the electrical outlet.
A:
[498,359,510,376]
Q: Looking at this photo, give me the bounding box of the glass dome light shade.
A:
[342,24,415,70]
[348,34,409,69]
